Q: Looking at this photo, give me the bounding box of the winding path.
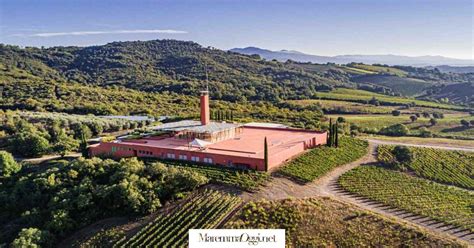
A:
[240,141,474,245]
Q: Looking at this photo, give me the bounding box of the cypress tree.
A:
[80,133,89,158]
[328,119,333,147]
[230,111,234,121]
[335,124,339,147]
[264,137,269,172]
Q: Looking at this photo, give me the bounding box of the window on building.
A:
[191,156,200,162]
[203,157,213,164]
[167,153,175,159]
[179,154,187,160]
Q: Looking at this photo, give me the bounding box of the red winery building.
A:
[89,91,327,171]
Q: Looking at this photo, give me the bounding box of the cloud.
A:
[11,29,188,37]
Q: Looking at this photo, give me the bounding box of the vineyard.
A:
[280,137,368,182]
[339,165,474,231]
[224,197,463,247]
[146,160,269,191]
[377,145,474,189]
[115,190,242,248]
[313,88,463,110]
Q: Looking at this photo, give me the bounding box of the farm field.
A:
[361,135,474,148]
[224,197,463,247]
[327,113,474,139]
[346,63,408,76]
[377,145,474,189]
[351,75,429,96]
[338,165,474,231]
[314,88,465,110]
[145,160,269,192]
[287,99,395,114]
[115,190,241,247]
[288,99,467,115]
[279,137,368,182]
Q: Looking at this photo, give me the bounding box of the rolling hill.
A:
[230,47,474,66]
[1,39,472,111]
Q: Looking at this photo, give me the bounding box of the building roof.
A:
[244,122,288,128]
[152,120,240,133]
[189,138,212,148]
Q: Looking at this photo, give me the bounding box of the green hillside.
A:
[1,40,472,113]
[0,41,345,102]
[351,75,430,96]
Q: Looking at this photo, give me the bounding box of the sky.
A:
[0,0,472,59]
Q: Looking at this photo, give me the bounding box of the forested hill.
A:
[1,39,473,106]
[0,40,347,102]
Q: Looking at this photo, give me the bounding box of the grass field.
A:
[116,190,241,247]
[341,66,377,75]
[327,113,474,139]
[339,165,474,231]
[377,145,474,189]
[351,75,429,96]
[279,137,368,182]
[314,88,465,110]
[145,160,269,192]
[287,99,395,114]
[360,135,474,148]
[224,197,463,247]
[347,64,408,77]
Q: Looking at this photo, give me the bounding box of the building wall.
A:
[89,142,266,170]
[267,131,327,170]
[89,128,327,171]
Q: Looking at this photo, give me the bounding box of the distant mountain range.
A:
[230,47,474,67]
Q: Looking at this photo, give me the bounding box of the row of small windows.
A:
[112,146,152,155]
[167,153,212,163]
[111,146,212,163]
[138,150,153,155]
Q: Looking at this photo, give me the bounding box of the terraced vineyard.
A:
[377,145,474,189]
[339,166,474,231]
[115,190,242,247]
[280,137,368,182]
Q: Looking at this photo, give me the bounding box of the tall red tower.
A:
[200,90,210,125]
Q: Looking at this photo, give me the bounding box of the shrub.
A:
[418,127,432,138]
[11,132,50,157]
[429,118,437,126]
[11,228,52,248]
[392,145,413,165]
[379,124,410,136]
[0,150,21,177]
[460,119,470,127]
[391,110,401,116]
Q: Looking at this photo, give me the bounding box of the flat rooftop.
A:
[151,120,240,133]
[115,126,322,159]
